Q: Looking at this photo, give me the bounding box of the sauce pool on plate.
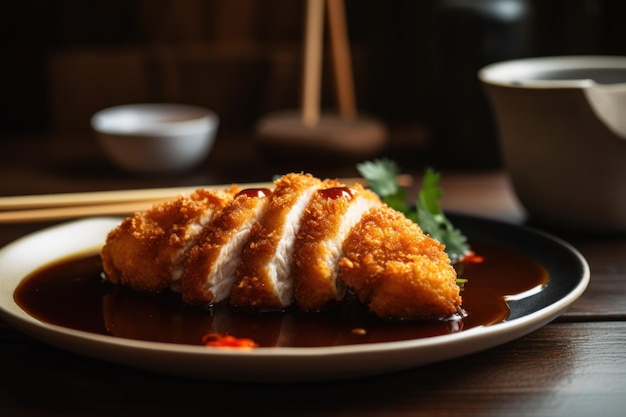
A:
[13,241,548,348]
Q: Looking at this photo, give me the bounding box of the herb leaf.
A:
[415,168,470,262]
[357,158,410,214]
[357,159,470,262]
[356,159,400,196]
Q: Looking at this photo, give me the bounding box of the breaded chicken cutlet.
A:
[101,172,462,320]
[339,206,461,319]
[230,173,340,310]
[181,187,271,304]
[101,186,239,292]
[293,183,383,311]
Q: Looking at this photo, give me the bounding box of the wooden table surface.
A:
[1,133,625,417]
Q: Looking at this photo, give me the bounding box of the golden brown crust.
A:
[181,190,269,304]
[230,173,327,310]
[101,186,239,292]
[293,183,382,311]
[339,205,462,319]
[102,174,462,321]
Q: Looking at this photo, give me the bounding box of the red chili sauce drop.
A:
[13,241,547,348]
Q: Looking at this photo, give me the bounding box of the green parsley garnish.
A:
[356,159,411,216]
[357,158,471,263]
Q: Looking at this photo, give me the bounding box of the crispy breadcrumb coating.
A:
[293,183,382,311]
[101,173,462,320]
[101,187,238,292]
[181,188,270,304]
[230,173,331,310]
[339,205,462,319]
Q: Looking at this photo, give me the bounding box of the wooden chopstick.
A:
[0,200,169,223]
[0,186,201,211]
[0,182,271,224]
[0,176,412,224]
[301,0,325,126]
[327,0,357,120]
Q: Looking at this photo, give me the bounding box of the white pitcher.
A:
[479,56,626,233]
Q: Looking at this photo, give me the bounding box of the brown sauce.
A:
[13,241,548,348]
[236,188,271,198]
[319,187,353,200]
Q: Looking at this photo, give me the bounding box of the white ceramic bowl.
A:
[91,103,219,173]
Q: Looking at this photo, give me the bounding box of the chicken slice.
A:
[101,187,239,292]
[293,183,382,311]
[180,187,271,304]
[230,173,331,310]
[339,205,462,319]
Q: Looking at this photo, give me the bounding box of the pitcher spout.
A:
[584,83,626,140]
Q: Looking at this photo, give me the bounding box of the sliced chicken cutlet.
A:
[101,187,239,292]
[180,187,271,304]
[339,205,462,320]
[230,173,333,310]
[293,183,382,311]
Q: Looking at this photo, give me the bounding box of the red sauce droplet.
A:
[237,188,271,198]
[202,333,259,349]
[319,187,353,200]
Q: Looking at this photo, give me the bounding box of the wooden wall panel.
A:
[3,0,626,168]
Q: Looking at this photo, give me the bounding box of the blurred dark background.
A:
[2,0,625,169]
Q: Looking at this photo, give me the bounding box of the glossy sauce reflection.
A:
[318,187,353,200]
[14,241,548,348]
[236,188,272,198]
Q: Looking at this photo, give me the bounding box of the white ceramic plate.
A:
[0,215,589,382]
